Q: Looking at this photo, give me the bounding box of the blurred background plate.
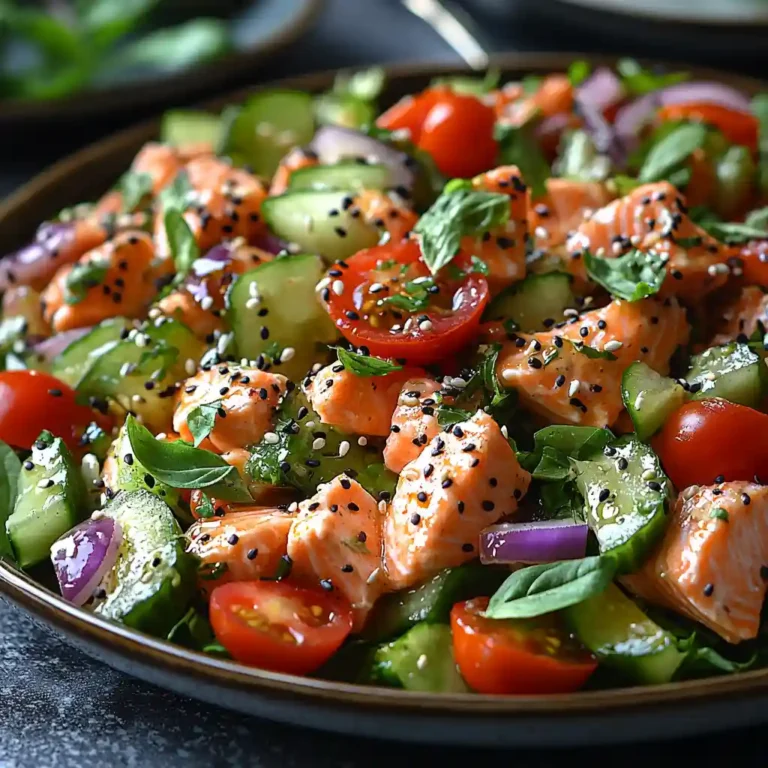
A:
[0,0,323,126]
[544,0,768,24]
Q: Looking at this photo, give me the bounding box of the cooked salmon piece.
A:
[496,297,689,428]
[354,189,418,244]
[566,181,735,302]
[530,178,614,251]
[305,364,421,438]
[2,286,50,338]
[463,165,528,293]
[288,474,384,629]
[174,366,287,453]
[187,508,294,594]
[710,286,768,347]
[270,147,319,196]
[41,230,157,332]
[383,410,531,590]
[497,74,573,127]
[623,482,768,644]
[383,376,441,473]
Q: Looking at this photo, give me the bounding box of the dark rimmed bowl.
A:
[2,53,768,747]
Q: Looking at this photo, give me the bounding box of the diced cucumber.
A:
[368,623,468,692]
[565,584,685,685]
[362,563,508,642]
[147,317,206,381]
[288,162,392,192]
[246,389,396,499]
[315,93,376,130]
[484,272,576,331]
[77,421,113,462]
[262,190,380,262]
[6,431,87,569]
[161,110,221,148]
[96,490,197,637]
[572,435,672,573]
[556,129,611,182]
[621,362,687,442]
[714,145,755,220]
[228,253,337,381]
[51,318,131,388]
[686,342,768,408]
[219,90,316,178]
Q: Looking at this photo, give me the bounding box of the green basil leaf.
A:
[125,415,251,501]
[436,404,475,428]
[195,493,216,519]
[186,400,221,448]
[611,174,640,196]
[0,439,22,559]
[333,67,385,101]
[568,60,591,87]
[571,340,618,361]
[431,69,500,96]
[164,208,199,276]
[709,507,729,522]
[532,446,572,482]
[521,75,542,95]
[166,605,215,651]
[617,58,688,96]
[414,187,510,275]
[637,123,707,184]
[336,347,402,377]
[753,93,768,195]
[202,641,231,658]
[379,277,436,312]
[584,248,666,302]
[78,0,161,48]
[484,556,616,619]
[64,257,109,305]
[117,171,153,212]
[159,170,193,214]
[494,123,549,197]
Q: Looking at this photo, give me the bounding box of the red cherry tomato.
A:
[653,398,768,490]
[657,103,759,153]
[209,581,353,675]
[450,597,597,695]
[378,88,498,178]
[0,370,111,451]
[738,240,768,288]
[325,239,489,366]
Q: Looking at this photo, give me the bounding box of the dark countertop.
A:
[2,2,767,765]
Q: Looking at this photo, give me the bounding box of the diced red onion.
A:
[31,327,92,364]
[253,232,290,255]
[0,222,75,293]
[308,125,415,191]
[579,102,626,166]
[577,67,624,113]
[535,113,573,140]
[480,520,588,565]
[51,517,123,606]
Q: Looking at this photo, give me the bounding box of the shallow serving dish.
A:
[2,53,768,747]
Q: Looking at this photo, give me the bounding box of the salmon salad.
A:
[4,60,768,694]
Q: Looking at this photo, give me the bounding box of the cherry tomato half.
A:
[657,103,759,153]
[451,597,597,695]
[325,239,489,366]
[377,88,498,178]
[209,580,353,675]
[653,398,768,490]
[0,370,112,451]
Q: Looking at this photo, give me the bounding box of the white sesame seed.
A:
[564,308,579,318]
[155,433,167,440]
[184,358,197,376]
[534,226,548,239]
[416,654,428,670]
[501,425,509,438]
[134,333,148,348]
[611,242,624,255]
[37,478,53,490]
[200,296,214,311]
[80,454,100,485]
[369,282,384,293]
[367,567,381,584]
[256,122,274,138]
[312,437,326,450]
[501,369,516,382]
[604,340,623,352]
[732,267,743,277]
[248,281,260,298]
[147,307,161,319]
[451,377,467,389]
[568,379,581,397]
[338,440,350,457]
[305,420,316,429]
[287,501,299,513]
[280,347,296,363]
[91,509,105,520]
[525,341,540,355]
[332,279,344,296]
[582,296,594,307]
[303,214,314,233]
[263,432,279,445]
[704,372,716,381]
[641,469,656,482]
[634,393,644,410]
[216,334,230,354]
[401,394,420,407]
[357,436,368,446]
[596,247,606,257]
[630,235,642,246]
[378,500,387,514]
[245,298,260,310]
[131,394,144,404]
[119,362,133,377]
[240,358,249,366]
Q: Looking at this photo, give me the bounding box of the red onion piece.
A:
[535,113,572,139]
[32,327,92,364]
[51,517,123,606]
[0,222,76,293]
[480,520,588,565]
[577,67,624,113]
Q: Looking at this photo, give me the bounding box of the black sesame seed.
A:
[424,464,434,478]
[598,488,610,503]
[647,481,662,492]
[348,502,360,511]
[247,548,258,560]
[417,491,428,503]
[320,579,334,591]
[442,478,453,489]
[703,583,714,597]
[715,475,725,484]
[554,375,566,388]
[742,493,752,506]
[228,534,239,545]
[481,500,495,511]
[410,513,421,525]
[462,543,474,553]
[341,564,354,573]
[123,453,134,466]
[23,461,33,471]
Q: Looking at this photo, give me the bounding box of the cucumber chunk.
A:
[228,253,337,381]
[6,431,87,569]
[687,342,768,408]
[572,435,672,573]
[315,93,376,130]
[484,272,576,332]
[565,584,685,685]
[95,490,197,637]
[368,623,468,692]
[714,145,755,220]
[621,362,687,442]
[262,190,380,262]
[161,110,221,148]
[219,90,315,177]
[288,161,393,192]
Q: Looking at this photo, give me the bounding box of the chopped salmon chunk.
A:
[383,377,441,473]
[174,366,287,453]
[270,147,319,196]
[496,297,689,428]
[354,189,419,244]
[624,482,768,644]
[288,474,384,629]
[383,410,531,589]
[710,286,768,346]
[498,74,573,127]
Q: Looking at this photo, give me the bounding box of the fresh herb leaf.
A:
[166,605,215,651]
[556,130,611,183]
[637,123,707,184]
[571,340,618,361]
[164,208,199,276]
[159,170,193,214]
[336,347,402,377]
[521,75,542,95]
[436,404,474,428]
[117,171,152,212]
[186,400,221,448]
[0,439,21,559]
[484,555,616,619]
[342,536,371,555]
[78,0,162,48]
[568,60,591,86]
[125,415,251,501]
[431,69,500,96]
[199,561,229,581]
[696,207,768,244]
[532,446,572,482]
[617,59,688,96]
[611,174,640,196]
[195,493,215,519]
[63,258,109,305]
[202,641,231,657]
[380,277,436,312]
[470,255,490,276]
[333,67,385,101]
[414,187,510,275]
[584,248,667,302]
[542,347,559,367]
[494,123,549,197]
[519,425,613,474]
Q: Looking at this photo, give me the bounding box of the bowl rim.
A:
[2,50,768,718]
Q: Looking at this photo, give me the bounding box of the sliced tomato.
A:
[209,581,353,675]
[738,240,768,288]
[325,239,489,365]
[450,597,597,695]
[0,370,112,451]
[653,398,768,489]
[376,89,442,143]
[657,103,759,153]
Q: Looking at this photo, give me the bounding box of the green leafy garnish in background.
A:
[617,58,688,96]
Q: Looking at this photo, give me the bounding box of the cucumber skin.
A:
[621,362,686,442]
